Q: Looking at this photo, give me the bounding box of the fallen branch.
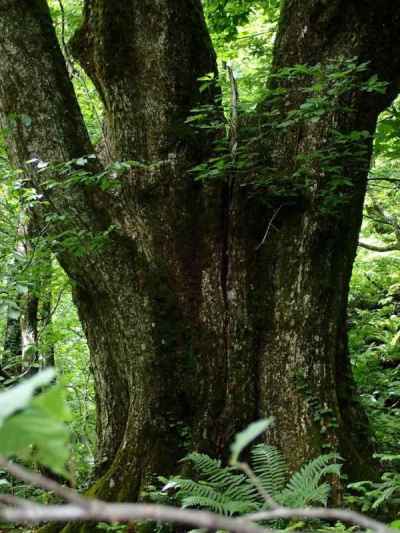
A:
[0,457,396,533]
[0,499,397,533]
[0,457,88,508]
[359,240,400,252]
[0,502,265,533]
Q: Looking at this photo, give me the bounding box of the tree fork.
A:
[1,5,400,533]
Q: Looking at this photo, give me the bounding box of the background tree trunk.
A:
[2,299,22,379]
[1,5,400,533]
[39,255,55,368]
[20,216,40,373]
[2,213,39,379]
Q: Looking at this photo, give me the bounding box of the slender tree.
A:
[39,253,55,368]
[1,210,54,378]
[0,5,400,533]
[2,301,21,378]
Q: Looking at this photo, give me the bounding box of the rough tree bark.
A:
[0,0,258,511]
[0,2,400,532]
[256,0,400,478]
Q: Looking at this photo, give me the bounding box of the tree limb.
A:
[0,459,396,533]
[0,502,265,533]
[0,500,396,533]
[0,457,88,508]
[358,241,400,252]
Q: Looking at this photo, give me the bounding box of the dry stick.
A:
[0,459,395,533]
[0,502,266,533]
[0,457,88,508]
[226,62,239,162]
[0,501,396,533]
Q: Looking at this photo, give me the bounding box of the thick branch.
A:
[0,459,395,533]
[358,241,400,252]
[0,502,265,533]
[0,500,396,533]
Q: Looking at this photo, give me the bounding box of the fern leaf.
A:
[281,454,341,507]
[251,444,288,497]
[181,495,226,514]
[184,452,222,478]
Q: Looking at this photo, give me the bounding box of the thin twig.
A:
[256,204,285,250]
[238,462,279,510]
[0,457,88,508]
[56,0,75,78]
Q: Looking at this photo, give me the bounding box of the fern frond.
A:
[184,452,222,478]
[250,444,288,497]
[162,444,341,517]
[279,481,331,507]
[180,485,257,516]
[181,495,228,514]
[223,500,260,515]
[172,478,222,500]
[281,454,341,507]
[222,471,258,503]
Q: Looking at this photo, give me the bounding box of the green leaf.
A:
[0,368,55,426]
[230,418,273,464]
[0,406,70,476]
[32,385,72,422]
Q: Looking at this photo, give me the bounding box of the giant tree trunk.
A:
[256,0,400,479]
[1,2,400,529]
[0,0,258,507]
